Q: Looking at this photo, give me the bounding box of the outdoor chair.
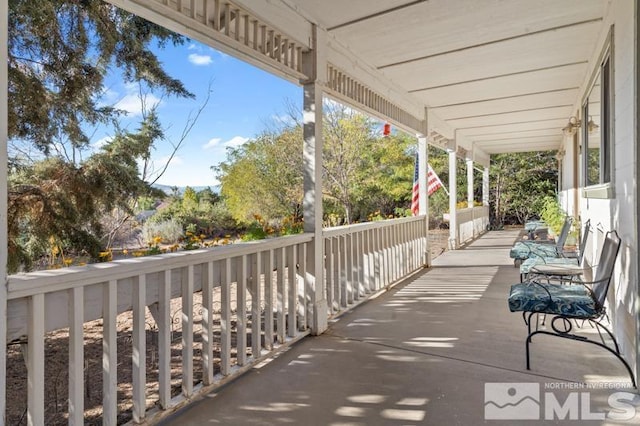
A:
[509,216,573,267]
[524,219,548,240]
[507,230,636,388]
[518,220,591,282]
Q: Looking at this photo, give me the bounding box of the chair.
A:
[507,230,636,388]
[518,220,591,282]
[509,216,573,266]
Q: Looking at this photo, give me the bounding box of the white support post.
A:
[467,158,474,209]
[448,148,458,249]
[482,167,490,207]
[0,0,8,422]
[417,133,429,266]
[301,24,328,335]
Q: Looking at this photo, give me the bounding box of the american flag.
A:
[411,154,444,216]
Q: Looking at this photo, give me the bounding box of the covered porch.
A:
[1,0,639,424]
[162,229,640,425]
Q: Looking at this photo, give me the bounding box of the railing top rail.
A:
[8,233,312,300]
[323,216,424,238]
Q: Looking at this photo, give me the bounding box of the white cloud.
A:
[92,135,113,149]
[202,138,222,150]
[202,136,249,150]
[224,136,250,147]
[188,53,213,66]
[115,93,161,116]
[100,87,119,103]
[187,43,198,50]
[159,155,184,166]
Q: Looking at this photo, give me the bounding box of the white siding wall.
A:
[575,0,637,377]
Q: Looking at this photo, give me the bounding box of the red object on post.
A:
[383,123,391,136]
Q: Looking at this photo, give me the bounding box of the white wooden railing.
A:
[323,216,428,316]
[454,206,490,245]
[5,217,428,424]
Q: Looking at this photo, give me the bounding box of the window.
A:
[582,29,613,196]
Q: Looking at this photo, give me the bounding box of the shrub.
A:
[539,197,566,237]
[141,219,183,244]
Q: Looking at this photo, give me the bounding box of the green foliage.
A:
[539,196,566,236]
[241,222,270,241]
[7,1,198,271]
[216,104,419,227]
[215,126,303,224]
[149,191,237,238]
[137,196,156,211]
[8,0,193,153]
[354,132,416,221]
[8,112,165,271]
[182,186,199,213]
[490,151,558,226]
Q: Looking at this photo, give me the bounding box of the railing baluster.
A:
[264,250,274,349]
[297,243,308,330]
[252,19,258,50]
[234,8,240,41]
[182,266,194,396]
[243,14,250,46]
[346,234,354,304]
[353,232,364,300]
[335,237,342,309]
[221,258,231,374]
[213,0,221,31]
[324,238,334,313]
[202,262,214,385]
[287,245,296,337]
[363,230,371,293]
[274,34,281,62]
[132,274,146,423]
[251,252,262,358]
[384,226,391,285]
[237,255,247,365]
[223,2,230,36]
[392,224,399,281]
[27,293,45,425]
[375,228,382,290]
[68,286,84,425]
[103,280,117,425]
[276,247,286,343]
[158,270,171,409]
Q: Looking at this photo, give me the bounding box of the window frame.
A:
[581,26,614,199]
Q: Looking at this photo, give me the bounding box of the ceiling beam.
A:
[409,61,587,93]
[327,0,428,31]
[378,18,602,70]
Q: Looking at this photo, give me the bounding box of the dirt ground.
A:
[5,229,451,425]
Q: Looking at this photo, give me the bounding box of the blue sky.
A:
[93,39,301,187]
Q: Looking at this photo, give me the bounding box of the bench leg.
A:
[525,323,637,389]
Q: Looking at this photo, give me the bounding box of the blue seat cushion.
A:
[510,241,559,260]
[508,283,600,318]
[520,257,579,274]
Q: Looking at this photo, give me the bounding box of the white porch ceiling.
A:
[113,0,609,157]
[286,0,607,155]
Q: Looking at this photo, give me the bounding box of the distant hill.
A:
[152,184,220,196]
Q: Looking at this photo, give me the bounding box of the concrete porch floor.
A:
[161,230,640,425]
